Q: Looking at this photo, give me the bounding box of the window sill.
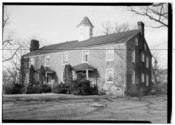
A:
[106,81,113,84]
[106,60,114,62]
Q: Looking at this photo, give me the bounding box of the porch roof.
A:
[73,63,96,71]
[45,67,55,73]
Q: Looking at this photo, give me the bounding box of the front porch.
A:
[72,63,97,86]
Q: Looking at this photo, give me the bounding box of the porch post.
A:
[86,69,89,80]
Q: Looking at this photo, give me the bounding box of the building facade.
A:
[22,17,152,96]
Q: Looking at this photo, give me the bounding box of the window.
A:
[29,58,35,67]
[62,52,68,65]
[146,57,149,68]
[106,47,114,61]
[141,73,145,82]
[144,44,146,51]
[45,56,50,66]
[132,70,135,84]
[30,58,34,65]
[82,50,89,63]
[135,38,138,46]
[146,74,149,86]
[106,69,114,83]
[132,50,135,63]
[141,52,145,62]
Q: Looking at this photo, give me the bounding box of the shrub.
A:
[3,83,24,94]
[26,82,51,94]
[125,84,139,97]
[29,65,35,85]
[12,83,24,94]
[53,82,68,94]
[39,84,51,93]
[69,80,81,95]
[63,64,73,86]
[79,80,98,95]
[69,79,98,95]
[39,65,45,84]
[26,84,40,94]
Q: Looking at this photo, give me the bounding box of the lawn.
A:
[2,94,167,123]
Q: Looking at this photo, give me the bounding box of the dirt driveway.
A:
[2,94,167,123]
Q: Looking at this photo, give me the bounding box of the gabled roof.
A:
[77,16,94,28]
[23,30,140,57]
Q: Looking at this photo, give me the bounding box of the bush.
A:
[69,80,81,95]
[125,84,139,97]
[26,82,51,94]
[39,84,51,93]
[3,83,24,94]
[26,84,40,94]
[78,80,98,95]
[53,82,68,94]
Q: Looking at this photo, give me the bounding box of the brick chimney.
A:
[137,21,144,38]
[30,39,39,52]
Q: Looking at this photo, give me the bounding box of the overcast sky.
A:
[4,5,168,68]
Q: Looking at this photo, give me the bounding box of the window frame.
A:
[106,47,114,61]
[82,50,89,63]
[106,68,114,83]
[45,56,50,67]
[62,52,68,65]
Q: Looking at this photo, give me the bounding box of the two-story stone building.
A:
[22,16,152,96]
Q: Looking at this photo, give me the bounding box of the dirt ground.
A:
[2,94,167,123]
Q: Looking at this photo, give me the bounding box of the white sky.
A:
[4,5,168,68]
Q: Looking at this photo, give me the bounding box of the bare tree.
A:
[114,23,131,33]
[129,3,168,28]
[101,21,132,35]
[101,21,113,35]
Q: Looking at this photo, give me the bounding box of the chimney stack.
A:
[137,21,144,37]
[30,39,40,52]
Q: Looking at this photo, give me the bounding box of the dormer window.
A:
[82,50,89,63]
[106,47,114,61]
[45,56,50,67]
